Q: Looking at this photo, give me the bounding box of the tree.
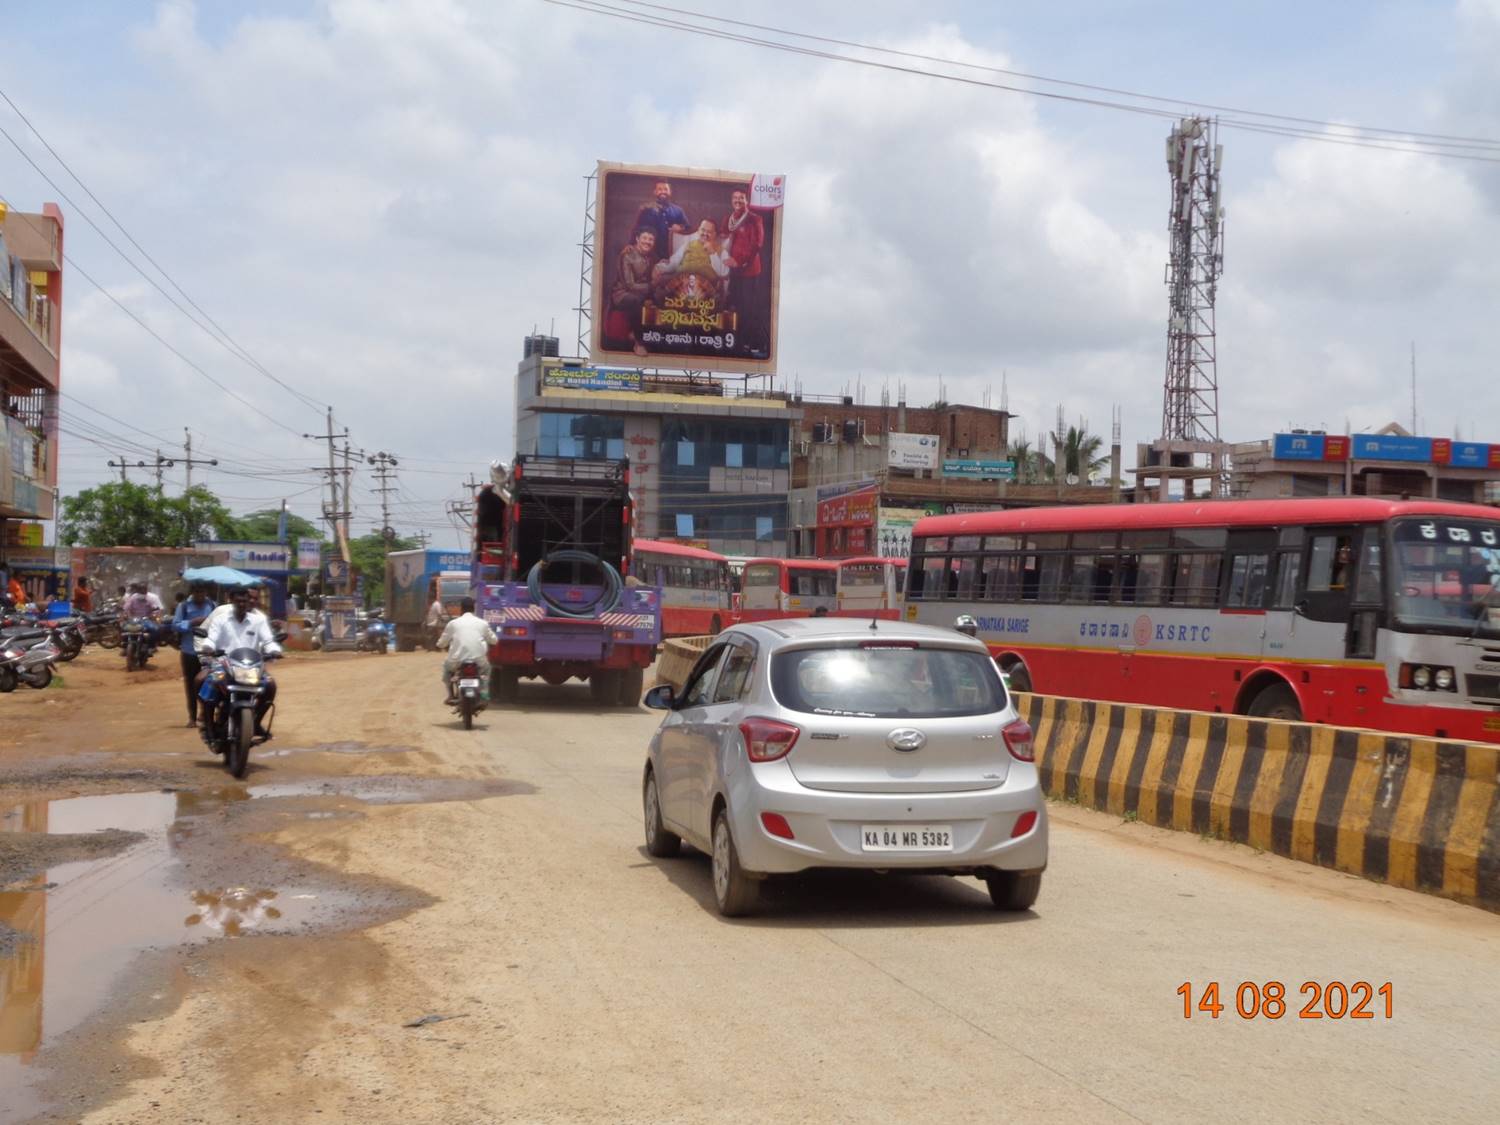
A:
[60,482,238,547]
[225,508,325,543]
[1062,425,1108,483]
[347,531,418,608]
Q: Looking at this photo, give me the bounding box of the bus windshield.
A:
[1390,518,1500,639]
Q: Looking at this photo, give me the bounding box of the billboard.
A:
[542,365,642,393]
[887,432,940,470]
[591,161,784,373]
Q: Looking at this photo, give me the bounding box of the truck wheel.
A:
[617,666,644,708]
[491,668,519,704]
[590,670,618,704]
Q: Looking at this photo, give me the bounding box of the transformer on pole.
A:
[1137,116,1232,501]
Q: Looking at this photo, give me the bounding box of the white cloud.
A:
[11,0,1497,536]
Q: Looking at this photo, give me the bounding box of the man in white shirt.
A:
[436,596,497,701]
[424,593,448,647]
[203,587,282,738]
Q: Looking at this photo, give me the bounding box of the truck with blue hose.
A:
[473,455,661,705]
[385,547,472,651]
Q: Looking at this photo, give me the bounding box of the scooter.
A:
[447,660,487,730]
[0,630,60,691]
[358,615,392,654]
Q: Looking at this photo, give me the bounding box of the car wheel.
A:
[643,769,681,858]
[984,871,1041,911]
[711,810,759,917]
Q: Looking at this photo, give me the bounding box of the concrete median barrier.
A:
[1015,693,1500,913]
[653,635,714,691]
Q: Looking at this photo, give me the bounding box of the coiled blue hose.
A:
[527,550,623,618]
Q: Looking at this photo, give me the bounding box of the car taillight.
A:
[739,717,800,762]
[1002,718,1034,762]
[760,812,795,839]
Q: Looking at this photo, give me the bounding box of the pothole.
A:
[0,772,522,1111]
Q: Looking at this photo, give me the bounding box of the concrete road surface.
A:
[4,651,1498,1123]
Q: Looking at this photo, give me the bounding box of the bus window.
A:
[894,567,906,595]
[1171,553,1221,607]
[952,557,978,600]
[1272,551,1302,608]
[1307,535,1340,592]
[1038,554,1065,603]
[1226,554,1271,609]
[1120,553,1167,605]
[917,556,945,600]
[1355,532,1383,604]
[1064,554,1094,603]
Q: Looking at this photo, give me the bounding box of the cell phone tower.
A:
[1162,116,1225,442]
[1139,117,1230,500]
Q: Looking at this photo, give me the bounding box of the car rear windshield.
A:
[770,645,1006,718]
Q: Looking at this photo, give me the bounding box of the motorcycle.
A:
[357,615,391,654]
[0,630,61,691]
[448,660,487,730]
[83,612,121,649]
[120,617,159,671]
[199,638,280,780]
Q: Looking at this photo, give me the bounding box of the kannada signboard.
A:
[591,161,785,373]
[817,485,878,528]
[887,432,940,471]
[542,365,642,393]
[942,459,1016,481]
[3,521,43,547]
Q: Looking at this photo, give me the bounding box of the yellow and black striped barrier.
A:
[1016,694,1500,913]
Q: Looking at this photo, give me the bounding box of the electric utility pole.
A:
[368,451,400,541]
[178,429,217,543]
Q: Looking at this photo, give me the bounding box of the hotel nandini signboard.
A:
[590,161,785,374]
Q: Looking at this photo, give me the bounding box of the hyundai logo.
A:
[886,728,926,752]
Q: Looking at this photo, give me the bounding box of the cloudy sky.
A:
[5,0,1498,545]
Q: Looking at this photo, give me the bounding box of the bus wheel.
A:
[1005,662,1033,693]
[1247,682,1301,722]
[710,614,722,635]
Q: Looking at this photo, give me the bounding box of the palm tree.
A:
[1062,424,1107,483]
[1006,435,1050,483]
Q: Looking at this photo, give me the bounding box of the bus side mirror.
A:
[1293,600,1308,617]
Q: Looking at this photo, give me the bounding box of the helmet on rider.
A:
[954,614,979,637]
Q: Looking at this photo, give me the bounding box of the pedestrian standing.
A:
[73,575,94,612]
[173,582,217,727]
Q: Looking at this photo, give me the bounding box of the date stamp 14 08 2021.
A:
[1177,982,1394,1020]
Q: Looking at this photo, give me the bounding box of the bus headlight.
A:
[1400,663,1458,692]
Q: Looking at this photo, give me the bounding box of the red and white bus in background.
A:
[631,540,733,637]
[834,557,907,619]
[903,498,1500,743]
[738,558,838,621]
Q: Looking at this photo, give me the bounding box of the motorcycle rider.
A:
[202,586,281,741]
[120,581,164,621]
[173,581,217,728]
[436,596,496,703]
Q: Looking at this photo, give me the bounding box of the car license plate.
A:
[860,824,953,852]
[458,678,480,688]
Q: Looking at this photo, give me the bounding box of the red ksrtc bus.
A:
[834,557,907,619]
[631,539,733,637]
[904,497,1500,743]
[737,558,838,621]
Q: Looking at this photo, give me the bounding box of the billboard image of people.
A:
[591,161,785,373]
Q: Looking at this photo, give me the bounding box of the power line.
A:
[543,0,1500,163]
[0,88,328,412]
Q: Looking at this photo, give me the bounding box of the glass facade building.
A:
[657,419,790,544]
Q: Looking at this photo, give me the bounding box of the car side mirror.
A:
[644,685,675,710]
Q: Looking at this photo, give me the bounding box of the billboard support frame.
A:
[573,171,597,359]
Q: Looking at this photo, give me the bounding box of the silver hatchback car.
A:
[642,618,1047,916]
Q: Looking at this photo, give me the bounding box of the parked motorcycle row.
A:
[0,608,116,692]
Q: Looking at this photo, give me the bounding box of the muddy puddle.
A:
[0,774,526,1120]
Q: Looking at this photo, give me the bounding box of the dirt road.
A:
[4,649,1500,1122]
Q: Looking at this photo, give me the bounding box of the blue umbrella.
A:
[181,565,266,588]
